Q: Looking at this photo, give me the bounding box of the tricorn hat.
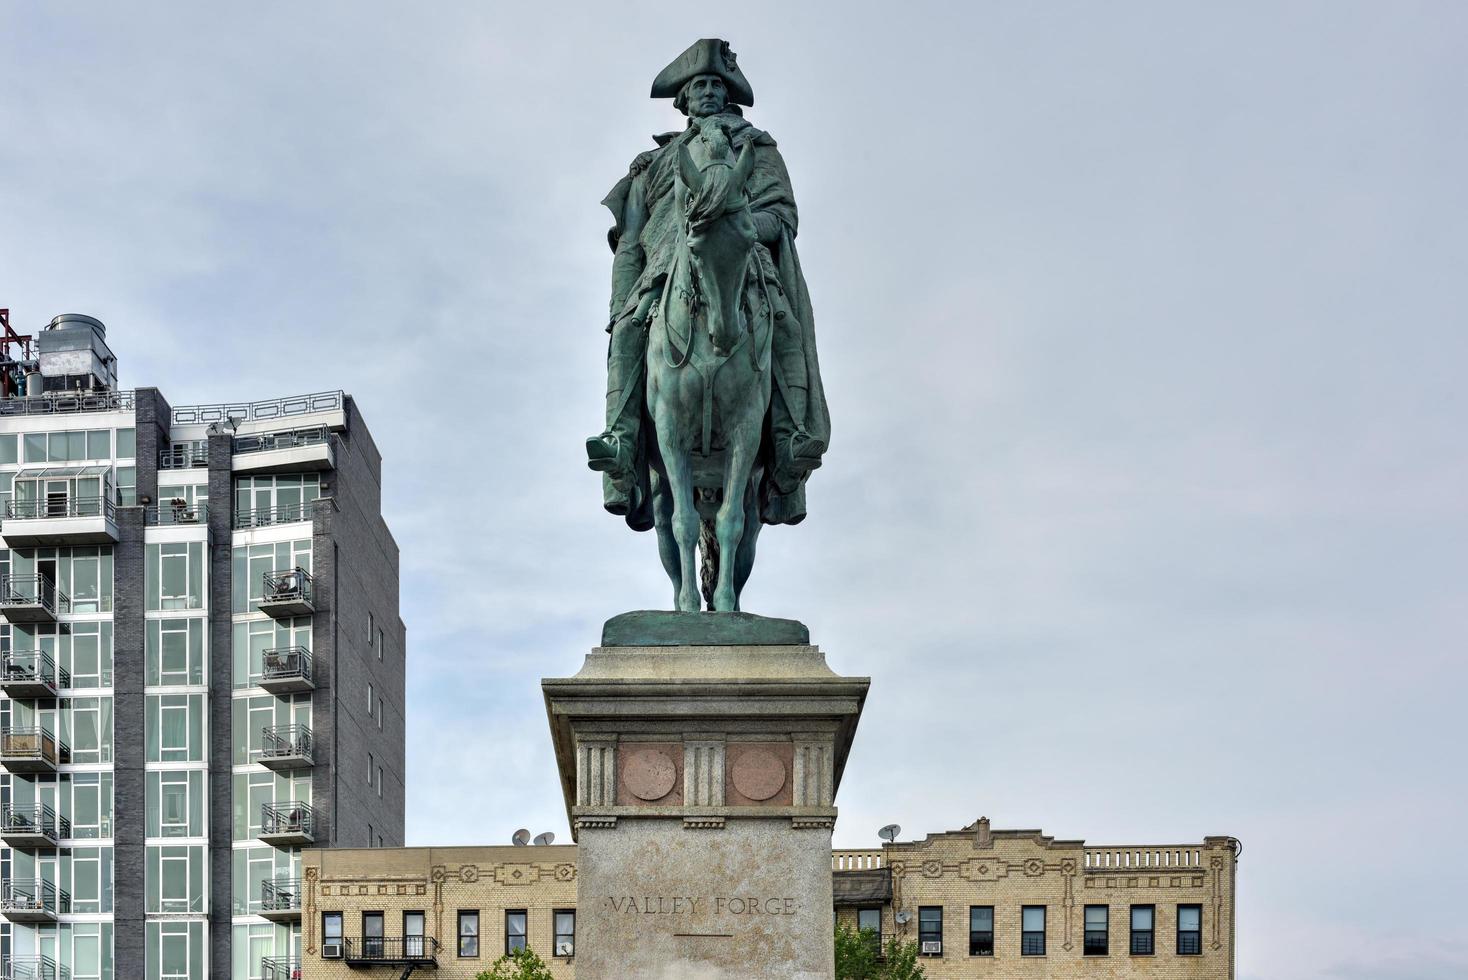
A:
[650,38,754,107]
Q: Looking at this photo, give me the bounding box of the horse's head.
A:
[670,118,758,355]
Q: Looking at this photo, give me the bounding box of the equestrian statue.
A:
[587,39,830,612]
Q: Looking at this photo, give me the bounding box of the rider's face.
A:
[684,75,728,118]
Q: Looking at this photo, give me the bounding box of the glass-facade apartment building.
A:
[0,314,405,980]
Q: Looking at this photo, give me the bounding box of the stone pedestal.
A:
[542,613,868,980]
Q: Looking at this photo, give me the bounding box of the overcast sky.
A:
[3,2,1465,977]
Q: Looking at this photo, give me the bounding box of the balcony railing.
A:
[1084,846,1205,870]
[233,425,329,455]
[259,958,302,980]
[1178,932,1202,955]
[343,937,439,965]
[0,879,70,918]
[260,801,318,843]
[0,390,135,417]
[832,849,884,871]
[260,877,302,918]
[260,647,312,693]
[5,496,115,521]
[258,724,312,769]
[0,575,70,618]
[145,500,209,526]
[1131,933,1155,955]
[171,389,344,426]
[0,727,70,771]
[1,803,71,845]
[258,568,314,617]
[158,445,208,469]
[1,650,70,696]
[234,504,312,529]
[1,954,72,980]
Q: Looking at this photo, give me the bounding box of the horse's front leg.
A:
[647,467,681,599]
[712,433,756,611]
[655,431,702,612]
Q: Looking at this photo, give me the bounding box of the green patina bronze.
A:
[602,611,810,648]
[587,39,830,614]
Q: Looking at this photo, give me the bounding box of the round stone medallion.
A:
[731,748,787,801]
[623,748,677,801]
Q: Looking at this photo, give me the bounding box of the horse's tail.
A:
[699,517,719,611]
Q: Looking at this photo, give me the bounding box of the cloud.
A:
[3,3,1466,979]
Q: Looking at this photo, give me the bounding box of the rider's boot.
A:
[770,383,825,493]
[588,342,645,515]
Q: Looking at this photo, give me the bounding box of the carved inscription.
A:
[604,895,800,916]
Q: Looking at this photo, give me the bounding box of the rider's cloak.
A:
[601,114,831,529]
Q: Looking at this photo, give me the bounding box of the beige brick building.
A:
[292,819,1237,979]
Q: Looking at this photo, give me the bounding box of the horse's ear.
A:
[731,141,755,190]
[676,144,702,192]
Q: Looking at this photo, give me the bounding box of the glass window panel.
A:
[87,430,111,459]
[1085,906,1108,928]
[116,428,135,458]
[0,432,15,463]
[23,432,46,462]
[970,907,993,929]
[1132,906,1153,930]
[1023,907,1045,931]
[1179,906,1200,931]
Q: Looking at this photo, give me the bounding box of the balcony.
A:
[234,504,313,530]
[0,390,135,417]
[159,445,208,469]
[232,426,334,475]
[259,877,303,923]
[260,647,313,694]
[1,650,70,698]
[1,955,72,980]
[0,727,69,774]
[258,569,314,617]
[0,880,70,923]
[343,938,439,968]
[2,491,117,546]
[0,575,70,623]
[145,500,209,527]
[259,801,318,847]
[172,389,346,430]
[1,804,70,850]
[257,724,312,771]
[259,958,302,980]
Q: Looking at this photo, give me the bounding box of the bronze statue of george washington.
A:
[586,38,830,533]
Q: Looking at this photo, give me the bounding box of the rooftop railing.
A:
[233,425,329,455]
[145,500,209,526]
[1083,846,1205,870]
[171,389,344,427]
[0,575,70,616]
[0,879,70,916]
[1,803,71,843]
[833,849,885,871]
[158,445,208,469]
[234,504,312,530]
[0,391,135,417]
[1,954,72,980]
[1,650,70,691]
[5,496,115,521]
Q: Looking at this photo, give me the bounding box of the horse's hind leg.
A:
[731,475,762,610]
[648,468,682,604]
[712,439,755,611]
[656,434,702,612]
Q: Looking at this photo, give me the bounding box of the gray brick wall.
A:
[111,505,146,980]
[207,431,234,979]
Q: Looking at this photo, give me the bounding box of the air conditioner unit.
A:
[920,941,942,955]
[321,943,343,959]
[555,941,574,957]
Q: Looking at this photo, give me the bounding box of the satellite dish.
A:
[895,910,911,925]
[511,828,531,847]
[878,824,901,843]
[533,832,556,846]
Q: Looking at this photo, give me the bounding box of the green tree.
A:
[475,947,557,980]
[834,924,926,980]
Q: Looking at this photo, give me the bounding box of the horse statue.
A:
[646,116,772,612]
